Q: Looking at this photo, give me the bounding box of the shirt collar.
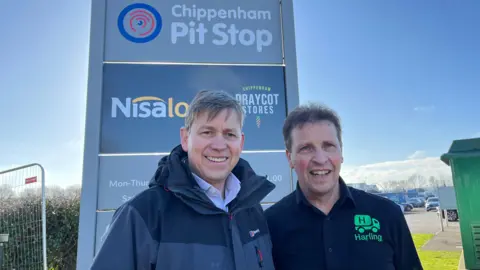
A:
[295,176,356,208]
[192,173,241,200]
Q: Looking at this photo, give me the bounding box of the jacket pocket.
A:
[243,235,275,270]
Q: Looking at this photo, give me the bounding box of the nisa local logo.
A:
[117,3,163,43]
[235,85,280,128]
[353,214,383,242]
[111,96,188,118]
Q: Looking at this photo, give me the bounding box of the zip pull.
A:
[255,246,264,268]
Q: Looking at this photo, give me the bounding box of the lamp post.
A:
[0,234,9,266]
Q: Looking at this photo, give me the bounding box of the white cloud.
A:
[342,156,452,185]
[413,105,435,112]
[408,150,426,160]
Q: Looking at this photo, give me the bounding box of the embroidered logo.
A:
[353,214,383,242]
[249,229,260,237]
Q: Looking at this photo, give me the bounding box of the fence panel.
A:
[0,164,47,270]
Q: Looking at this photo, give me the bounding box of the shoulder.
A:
[117,186,171,220]
[264,191,297,222]
[349,187,405,219]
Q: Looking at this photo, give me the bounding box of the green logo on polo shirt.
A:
[354,214,383,242]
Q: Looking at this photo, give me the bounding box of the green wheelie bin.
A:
[441,137,480,270]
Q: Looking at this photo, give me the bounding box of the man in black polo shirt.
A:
[264,103,422,270]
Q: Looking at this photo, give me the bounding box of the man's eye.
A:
[300,146,311,152]
[324,143,336,150]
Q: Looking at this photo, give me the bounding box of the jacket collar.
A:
[148,144,275,214]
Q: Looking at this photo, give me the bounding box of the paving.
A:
[421,226,463,252]
[458,252,466,270]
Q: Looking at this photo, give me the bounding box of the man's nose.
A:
[312,149,329,163]
[210,134,227,149]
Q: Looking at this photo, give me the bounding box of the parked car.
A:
[407,197,425,208]
[401,203,414,212]
[425,197,440,211]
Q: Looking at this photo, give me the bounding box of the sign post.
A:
[77,1,299,268]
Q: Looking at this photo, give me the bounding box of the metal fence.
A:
[0,164,47,270]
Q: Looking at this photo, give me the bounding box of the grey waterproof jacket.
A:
[90,144,276,270]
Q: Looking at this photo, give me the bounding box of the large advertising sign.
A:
[105,0,283,63]
[101,64,287,153]
[77,0,298,268]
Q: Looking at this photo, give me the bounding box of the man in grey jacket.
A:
[91,89,276,270]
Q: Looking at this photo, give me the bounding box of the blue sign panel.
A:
[100,64,287,153]
[105,0,283,63]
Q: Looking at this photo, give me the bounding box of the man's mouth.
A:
[205,156,229,163]
[310,170,331,176]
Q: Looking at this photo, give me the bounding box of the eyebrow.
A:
[199,125,239,133]
[296,141,336,150]
[296,142,313,150]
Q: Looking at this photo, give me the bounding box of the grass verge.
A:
[412,233,462,270]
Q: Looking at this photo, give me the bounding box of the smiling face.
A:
[181,109,244,187]
[287,120,343,199]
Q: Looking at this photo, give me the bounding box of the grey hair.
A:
[184,89,245,131]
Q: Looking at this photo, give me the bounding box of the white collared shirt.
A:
[192,173,241,212]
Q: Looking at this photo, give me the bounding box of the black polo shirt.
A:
[264,178,423,270]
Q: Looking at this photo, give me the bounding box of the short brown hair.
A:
[283,103,342,151]
[185,89,244,131]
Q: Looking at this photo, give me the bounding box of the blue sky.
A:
[1,1,479,187]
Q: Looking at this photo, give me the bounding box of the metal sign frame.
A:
[76,1,299,269]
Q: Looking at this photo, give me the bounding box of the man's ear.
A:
[240,132,245,151]
[180,127,188,152]
[286,150,294,169]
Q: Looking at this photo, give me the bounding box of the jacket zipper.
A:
[255,246,264,268]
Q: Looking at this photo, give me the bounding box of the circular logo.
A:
[117,3,162,43]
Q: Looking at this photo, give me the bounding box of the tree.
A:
[0,184,14,199]
[407,174,418,189]
[407,174,428,189]
[417,175,427,188]
[428,176,437,188]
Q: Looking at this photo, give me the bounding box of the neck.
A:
[304,183,340,215]
[189,165,227,199]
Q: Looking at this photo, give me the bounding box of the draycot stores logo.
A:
[118,3,274,52]
[235,85,280,128]
[111,96,188,118]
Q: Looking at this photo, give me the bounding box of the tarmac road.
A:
[404,208,459,234]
